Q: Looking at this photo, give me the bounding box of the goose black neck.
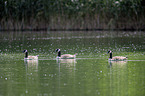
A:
[110,53,112,59]
[58,51,61,57]
[25,52,28,58]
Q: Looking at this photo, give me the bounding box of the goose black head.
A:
[56,49,60,52]
[23,50,28,53]
[107,50,112,53]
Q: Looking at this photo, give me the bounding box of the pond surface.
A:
[0,31,145,96]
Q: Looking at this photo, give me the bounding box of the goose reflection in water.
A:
[56,59,77,71]
[24,59,38,71]
[57,59,77,64]
[108,61,127,68]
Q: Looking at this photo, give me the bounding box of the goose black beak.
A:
[23,50,27,53]
[55,49,58,52]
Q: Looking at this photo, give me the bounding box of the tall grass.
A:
[0,0,144,30]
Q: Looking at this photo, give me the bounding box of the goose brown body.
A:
[25,56,38,60]
[110,56,127,61]
[59,54,76,59]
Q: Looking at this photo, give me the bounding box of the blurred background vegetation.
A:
[0,0,145,30]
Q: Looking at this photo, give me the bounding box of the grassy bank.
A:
[0,0,145,31]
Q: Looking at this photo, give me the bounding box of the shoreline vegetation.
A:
[0,0,145,31]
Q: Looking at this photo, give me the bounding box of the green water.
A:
[0,31,145,96]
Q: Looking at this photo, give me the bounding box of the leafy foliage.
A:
[0,0,144,30]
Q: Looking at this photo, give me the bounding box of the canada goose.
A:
[23,50,39,60]
[107,50,127,61]
[56,49,77,59]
